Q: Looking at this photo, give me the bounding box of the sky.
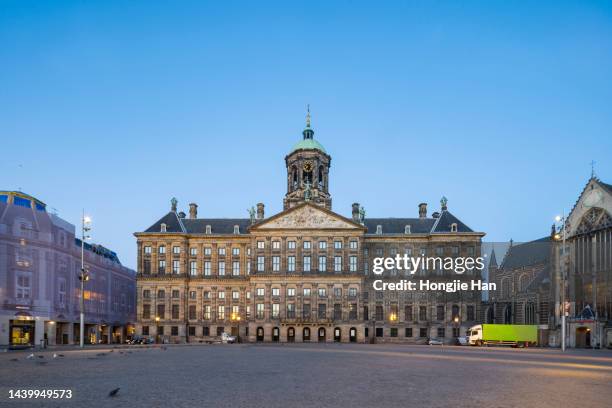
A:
[1,1,611,269]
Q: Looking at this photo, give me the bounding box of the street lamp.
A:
[79,211,92,348]
[554,212,568,352]
[155,316,161,344]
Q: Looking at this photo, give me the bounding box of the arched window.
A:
[524,302,536,324]
[318,165,324,189]
[504,304,512,324]
[450,223,458,232]
[160,223,167,232]
[291,166,298,190]
[519,274,529,292]
[501,278,511,298]
[451,304,460,320]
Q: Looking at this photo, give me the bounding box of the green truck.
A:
[467,324,537,347]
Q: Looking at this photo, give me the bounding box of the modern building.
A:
[134,114,485,344]
[0,191,136,348]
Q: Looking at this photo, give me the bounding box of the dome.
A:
[290,138,327,154]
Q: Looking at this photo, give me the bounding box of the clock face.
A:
[303,161,313,172]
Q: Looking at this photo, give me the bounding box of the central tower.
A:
[283,108,332,210]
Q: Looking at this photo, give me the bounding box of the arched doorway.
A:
[334,327,341,342]
[287,327,295,343]
[349,327,357,342]
[272,327,280,342]
[256,327,264,342]
[504,304,512,324]
[303,327,311,342]
[318,327,326,342]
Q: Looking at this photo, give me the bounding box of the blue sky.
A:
[1,1,611,269]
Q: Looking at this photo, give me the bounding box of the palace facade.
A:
[134,115,484,343]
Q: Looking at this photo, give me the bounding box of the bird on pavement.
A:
[108,388,120,397]
[26,353,34,359]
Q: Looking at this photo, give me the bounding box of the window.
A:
[303,304,311,319]
[204,261,211,276]
[158,245,166,254]
[334,304,342,320]
[172,260,180,274]
[217,305,225,320]
[188,305,196,320]
[173,246,180,255]
[272,287,280,297]
[190,261,197,276]
[318,288,326,297]
[256,303,264,319]
[256,288,265,297]
[303,256,311,272]
[189,291,196,299]
[405,305,413,321]
[232,247,240,256]
[349,256,357,272]
[190,247,197,256]
[204,247,212,256]
[272,241,280,250]
[467,246,475,256]
[142,326,149,336]
[334,287,342,297]
[188,326,196,336]
[272,303,280,318]
[143,289,151,299]
[171,326,178,336]
[203,291,210,299]
[203,326,210,336]
[272,256,280,272]
[257,256,265,272]
[334,256,342,272]
[287,288,295,297]
[334,241,342,249]
[157,289,165,299]
[419,306,427,321]
[349,303,357,320]
[246,305,251,319]
[318,256,327,272]
[218,247,226,256]
[257,241,265,249]
[158,326,164,335]
[143,304,151,319]
[437,328,445,338]
[232,261,240,276]
[319,241,327,250]
[58,278,66,305]
[467,305,475,321]
[376,225,382,234]
[233,225,240,234]
[144,246,152,254]
[157,304,165,319]
[318,304,326,319]
[376,328,383,337]
[453,327,460,337]
[232,291,240,300]
[303,287,311,297]
[390,328,398,337]
[171,304,179,319]
[288,241,296,249]
[143,260,151,274]
[172,290,180,299]
[375,305,384,321]
[349,240,358,250]
[405,328,413,337]
[218,291,225,299]
[348,287,357,298]
[288,256,296,272]
[246,291,251,299]
[303,241,311,250]
[287,303,295,318]
[452,246,459,256]
[436,305,445,321]
[158,260,166,274]
[404,225,411,234]
[203,305,211,320]
[420,328,428,338]
[450,223,458,232]
[218,261,225,276]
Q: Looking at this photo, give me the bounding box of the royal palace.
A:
[134,114,485,343]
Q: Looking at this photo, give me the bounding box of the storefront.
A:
[10,318,35,347]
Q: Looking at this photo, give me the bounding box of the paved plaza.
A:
[1,344,612,407]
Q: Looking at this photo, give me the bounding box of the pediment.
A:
[567,179,612,236]
[252,203,364,230]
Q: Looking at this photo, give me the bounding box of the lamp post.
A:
[554,213,568,352]
[79,212,92,348]
[155,316,161,344]
[231,313,241,343]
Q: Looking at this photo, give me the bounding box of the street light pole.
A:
[555,212,567,352]
[79,211,91,348]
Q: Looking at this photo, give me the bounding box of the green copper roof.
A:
[291,138,326,153]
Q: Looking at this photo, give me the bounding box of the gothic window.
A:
[525,302,536,324]
[519,274,529,292]
[576,208,612,235]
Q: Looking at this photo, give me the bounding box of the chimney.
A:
[189,203,198,219]
[352,203,360,222]
[256,203,265,220]
[418,203,427,218]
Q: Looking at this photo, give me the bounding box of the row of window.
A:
[143,286,360,300]
[144,240,359,256]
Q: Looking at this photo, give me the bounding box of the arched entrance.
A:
[256,327,264,342]
[318,327,326,342]
[334,327,341,342]
[272,327,280,342]
[287,327,295,343]
[349,327,357,342]
[303,327,311,342]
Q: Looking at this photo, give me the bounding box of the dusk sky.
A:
[1,1,611,269]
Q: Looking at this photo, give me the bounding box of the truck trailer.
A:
[467,324,537,347]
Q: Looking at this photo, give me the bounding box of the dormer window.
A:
[160,223,167,232]
[205,225,212,234]
[450,223,458,232]
[404,225,411,234]
[233,225,240,234]
[376,225,382,235]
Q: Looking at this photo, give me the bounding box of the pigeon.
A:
[108,388,120,397]
[53,353,58,359]
[27,353,34,359]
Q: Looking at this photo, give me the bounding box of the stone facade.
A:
[134,117,484,344]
